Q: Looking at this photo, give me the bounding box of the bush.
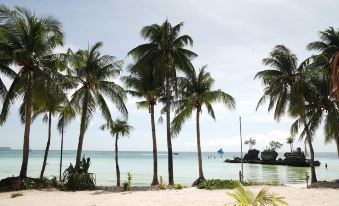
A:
[197,179,278,190]
[197,179,239,190]
[174,184,183,190]
[62,157,96,190]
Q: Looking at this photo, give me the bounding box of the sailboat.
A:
[217,148,224,155]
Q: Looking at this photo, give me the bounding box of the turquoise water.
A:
[0,150,338,186]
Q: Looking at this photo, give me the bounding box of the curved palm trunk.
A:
[20,73,33,178]
[195,108,205,183]
[336,138,339,157]
[150,103,159,186]
[75,91,89,168]
[165,71,174,185]
[303,118,317,183]
[115,134,120,187]
[40,112,52,178]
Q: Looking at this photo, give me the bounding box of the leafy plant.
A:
[62,157,96,190]
[127,172,132,191]
[174,184,183,190]
[123,181,128,191]
[10,192,23,198]
[20,178,36,190]
[244,138,256,150]
[197,179,278,190]
[159,176,166,190]
[262,141,283,153]
[227,183,288,206]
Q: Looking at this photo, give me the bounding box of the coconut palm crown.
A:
[171,66,235,184]
[128,19,197,185]
[67,42,128,168]
[0,5,71,178]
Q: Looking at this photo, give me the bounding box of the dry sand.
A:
[0,186,338,206]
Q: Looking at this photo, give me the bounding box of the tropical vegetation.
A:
[171,66,235,184]
[227,183,288,206]
[100,119,133,187]
[128,20,197,185]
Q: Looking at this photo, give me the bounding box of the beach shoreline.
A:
[1,186,338,206]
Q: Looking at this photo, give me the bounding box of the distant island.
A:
[0,147,11,151]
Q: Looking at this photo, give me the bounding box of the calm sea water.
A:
[0,150,338,186]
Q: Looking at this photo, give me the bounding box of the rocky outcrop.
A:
[244,149,260,160]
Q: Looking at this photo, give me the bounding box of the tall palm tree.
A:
[31,82,69,178]
[0,5,69,178]
[255,45,318,183]
[128,20,197,185]
[67,42,128,168]
[307,27,339,154]
[100,119,133,187]
[171,66,235,185]
[123,63,164,186]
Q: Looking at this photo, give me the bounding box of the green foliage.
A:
[244,138,256,150]
[197,179,277,190]
[62,157,96,190]
[262,141,283,153]
[20,178,36,190]
[174,184,183,190]
[227,183,288,206]
[10,192,23,198]
[122,181,129,191]
[127,172,132,191]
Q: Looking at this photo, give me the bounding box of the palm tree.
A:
[128,20,197,185]
[123,63,163,186]
[31,82,69,178]
[0,5,68,178]
[67,42,128,168]
[255,45,318,183]
[100,119,133,187]
[307,27,339,155]
[227,183,288,206]
[171,66,235,185]
[286,136,295,152]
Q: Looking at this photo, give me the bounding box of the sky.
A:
[0,0,338,153]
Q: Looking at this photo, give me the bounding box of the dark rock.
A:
[261,151,278,161]
[244,149,260,160]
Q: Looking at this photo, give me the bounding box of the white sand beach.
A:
[0,186,338,206]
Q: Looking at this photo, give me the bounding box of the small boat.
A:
[173,153,179,155]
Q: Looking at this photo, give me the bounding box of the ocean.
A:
[0,150,338,186]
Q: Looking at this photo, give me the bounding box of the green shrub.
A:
[62,157,96,190]
[197,179,278,190]
[122,181,128,191]
[197,179,239,190]
[127,172,132,191]
[174,184,183,190]
[20,178,36,190]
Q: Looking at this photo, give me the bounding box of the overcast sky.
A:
[1,0,338,153]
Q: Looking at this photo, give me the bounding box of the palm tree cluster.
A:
[256,27,339,184]
[0,5,235,187]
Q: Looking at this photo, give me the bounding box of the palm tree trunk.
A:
[75,91,89,168]
[336,138,339,157]
[150,103,159,186]
[40,112,52,178]
[195,108,205,182]
[290,144,293,153]
[165,69,174,185]
[115,134,120,187]
[303,118,317,184]
[20,73,32,178]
